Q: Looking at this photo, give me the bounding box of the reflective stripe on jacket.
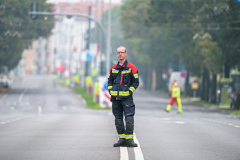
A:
[171,82,181,97]
[108,60,139,101]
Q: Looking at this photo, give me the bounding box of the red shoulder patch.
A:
[109,64,117,74]
[127,63,138,74]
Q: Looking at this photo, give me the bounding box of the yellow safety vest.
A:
[172,86,181,97]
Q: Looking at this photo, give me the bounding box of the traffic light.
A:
[73,45,77,51]
[30,2,38,20]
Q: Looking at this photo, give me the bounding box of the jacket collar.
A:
[116,59,128,69]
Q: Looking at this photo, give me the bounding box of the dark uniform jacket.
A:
[108,60,139,101]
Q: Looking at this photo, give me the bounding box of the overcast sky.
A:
[47,0,122,3]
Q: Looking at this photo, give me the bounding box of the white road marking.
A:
[161,118,171,120]
[0,93,7,100]
[162,121,185,124]
[202,118,240,129]
[19,88,27,102]
[7,102,17,105]
[119,133,144,160]
[38,106,42,114]
[83,99,87,105]
[133,133,144,160]
[176,121,185,124]
[120,147,129,160]
[0,115,33,125]
[78,95,87,105]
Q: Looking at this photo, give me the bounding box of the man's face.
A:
[117,47,127,60]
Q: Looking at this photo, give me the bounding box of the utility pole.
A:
[68,33,73,77]
[86,6,92,77]
[106,0,111,76]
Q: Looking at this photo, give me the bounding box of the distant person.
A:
[166,80,183,113]
[227,86,232,101]
[108,46,139,147]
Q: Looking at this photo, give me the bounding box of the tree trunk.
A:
[201,70,205,101]
[211,74,217,103]
[152,69,156,91]
[146,66,152,90]
[185,70,190,96]
[205,69,210,102]
[224,63,230,78]
[234,90,240,110]
[156,67,163,90]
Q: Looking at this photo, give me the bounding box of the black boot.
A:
[113,138,126,147]
[126,139,138,147]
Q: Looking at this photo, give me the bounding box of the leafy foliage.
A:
[0,0,54,70]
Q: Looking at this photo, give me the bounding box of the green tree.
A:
[121,0,178,90]
[0,0,54,70]
[198,1,240,78]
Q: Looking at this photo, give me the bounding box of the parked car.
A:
[0,74,11,88]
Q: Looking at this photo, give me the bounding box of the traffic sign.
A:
[236,0,240,3]
[86,52,93,61]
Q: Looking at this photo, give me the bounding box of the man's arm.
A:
[108,67,114,93]
[129,65,139,94]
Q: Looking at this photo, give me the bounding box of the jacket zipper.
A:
[120,74,123,85]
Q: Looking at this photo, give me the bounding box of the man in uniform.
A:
[166,80,183,113]
[108,46,139,147]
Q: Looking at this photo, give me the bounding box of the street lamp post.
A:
[106,0,111,76]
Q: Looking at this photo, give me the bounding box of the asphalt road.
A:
[0,75,239,160]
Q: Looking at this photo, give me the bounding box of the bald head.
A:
[117,46,126,52]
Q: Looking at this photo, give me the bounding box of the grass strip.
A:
[72,86,105,109]
[190,100,213,107]
[158,90,169,95]
[230,110,240,115]
[57,81,65,87]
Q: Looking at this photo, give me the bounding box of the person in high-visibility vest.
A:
[108,46,139,147]
[166,80,183,113]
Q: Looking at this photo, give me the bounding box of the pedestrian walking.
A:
[166,80,183,113]
[108,46,139,147]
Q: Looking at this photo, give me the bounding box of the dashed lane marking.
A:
[161,121,185,124]
[0,115,33,125]
[38,106,42,114]
[0,93,7,101]
[78,95,87,105]
[202,118,240,128]
[62,106,67,110]
[0,102,30,106]
[19,88,27,103]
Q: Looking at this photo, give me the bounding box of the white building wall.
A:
[51,16,95,75]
